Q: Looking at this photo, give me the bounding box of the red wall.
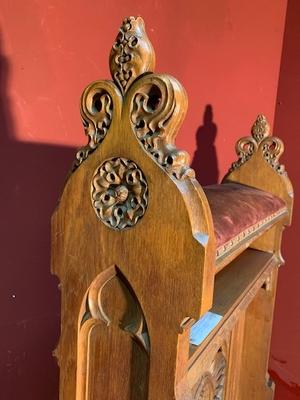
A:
[269,1,300,399]
[0,1,294,399]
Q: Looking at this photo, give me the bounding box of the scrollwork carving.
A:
[230,136,258,171]
[130,75,195,179]
[73,16,194,182]
[73,89,113,170]
[229,114,286,175]
[91,157,148,230]
[261,137,285,174]
[110,16,155,94]
[72,79,123,171]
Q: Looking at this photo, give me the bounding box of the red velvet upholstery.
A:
[203,183,286,250]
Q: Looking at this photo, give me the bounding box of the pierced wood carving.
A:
[130,75,195,179]
[73,16,194,180]
[194,350,226,400]
[109,16,155,94]
[73,81,117,171]
[77,266,150,399]
[91,157,148,230]
[230,115,286,175]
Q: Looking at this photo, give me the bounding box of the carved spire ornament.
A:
[109,16,155,94]
[230,114,286,175]
[73,16,194,180]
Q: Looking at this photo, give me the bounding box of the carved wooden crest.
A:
[73,16,194,180]
[230,115,286,175]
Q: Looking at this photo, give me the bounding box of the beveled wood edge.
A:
[188,252,278,366]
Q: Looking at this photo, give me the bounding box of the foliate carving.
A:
[91,157,148,230]
[229,114,286,175]
[110,16,155,94]
[194,350,226,400]
[262,137,285,174]
[73,83,115,171]
[230,137,257,171]
[73,16,194,182]
[251,114,270,142]
[130,76,195,179]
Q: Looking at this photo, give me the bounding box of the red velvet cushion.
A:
[203,183,286,252]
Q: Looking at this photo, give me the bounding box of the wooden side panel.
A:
[238,268,277,400]
[52,16,215,400]
[75,266,149,400]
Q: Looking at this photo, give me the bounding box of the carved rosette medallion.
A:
[91,157,148,230]
[194,350,226,400]
[229,114,286,175]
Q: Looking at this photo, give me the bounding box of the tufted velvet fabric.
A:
[204,183,286,250]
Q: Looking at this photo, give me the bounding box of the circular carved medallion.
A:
[91,157,148,230]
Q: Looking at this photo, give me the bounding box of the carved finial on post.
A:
[229,114,286,175]
[251,114,270,143]
[73,16,194,180]
[109,16,155,95]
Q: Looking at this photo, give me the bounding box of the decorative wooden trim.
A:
[230,115,286,175]
[73,16,194,180]
[109,16,155,95]
[73,81,120,171]
[91,157,148,230]
[216,207,287,259]
[193,349,226,400]
[129,74,195,179]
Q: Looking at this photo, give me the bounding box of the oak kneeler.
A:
[52,16,293,400]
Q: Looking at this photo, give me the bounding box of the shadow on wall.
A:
[0,36,76,399]
[191,104,219,185]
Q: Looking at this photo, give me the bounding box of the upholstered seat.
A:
[204,183,287,258]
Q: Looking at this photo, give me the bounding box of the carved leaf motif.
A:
[261,137,285,174]
[109,16,155,95]
[229,114,286,175]
[74,93,112,170]
[130,75,195,180]
[251,114,270,143]
[73,81,118,171]
[73,16,194,183]
[91,157,148,230]
[230,136,257,171]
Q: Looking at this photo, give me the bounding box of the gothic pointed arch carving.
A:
[76,266,150,400]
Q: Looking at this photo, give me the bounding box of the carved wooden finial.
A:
[73,16,194,181]
[109,16,155,95]
[229,115,286,175]
[251,114,270,143]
